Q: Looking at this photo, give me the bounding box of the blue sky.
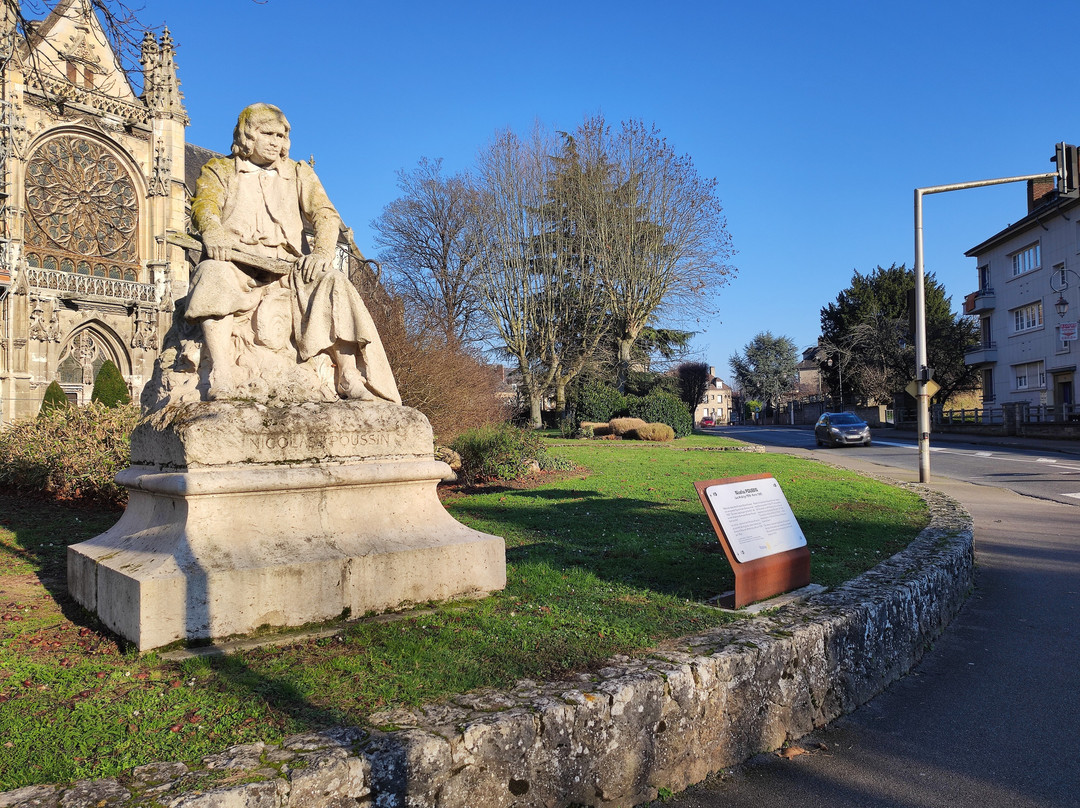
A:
[126,0,1080,380]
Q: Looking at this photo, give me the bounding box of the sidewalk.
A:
[666,449,1080,808]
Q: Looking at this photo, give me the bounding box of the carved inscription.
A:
[247,431,395,453]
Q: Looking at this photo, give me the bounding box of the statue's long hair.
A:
[232,103,291,162]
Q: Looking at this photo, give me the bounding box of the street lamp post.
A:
[914,171,1056,483]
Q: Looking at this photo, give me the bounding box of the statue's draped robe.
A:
[187,156,400,404]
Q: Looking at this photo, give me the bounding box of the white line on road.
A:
[1065,493,1080,500]
[854,439,1080,473]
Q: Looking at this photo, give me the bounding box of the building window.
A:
[982,368,994,402]
[1013,361,1046,391]
[1012,302,1043,333]
[1054,262,1068,289]
[979,264,991,291]
[1011,243,1041,276]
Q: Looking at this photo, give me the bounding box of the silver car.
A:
[815,412,871,447]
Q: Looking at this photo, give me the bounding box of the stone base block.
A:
[68,459,505,651]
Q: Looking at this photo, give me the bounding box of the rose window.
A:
[24,136,140,279]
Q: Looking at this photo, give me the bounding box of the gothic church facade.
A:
[0,0,191,423]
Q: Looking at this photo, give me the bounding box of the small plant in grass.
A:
[450,422,548,484]
[38,380,69,415]
[90,360,131,407]
[627,423,675,441]
[609,417,648,436]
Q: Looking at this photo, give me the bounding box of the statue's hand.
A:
[299,254,332,284]
[202,227,233,262]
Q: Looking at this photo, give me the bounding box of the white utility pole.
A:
[914,171,1056,482]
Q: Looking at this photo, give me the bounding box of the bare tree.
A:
[579,116,736,391]
[472,126,561,428]
[372,158,485,346]
[472,125,611,427]
[3,0,151,93]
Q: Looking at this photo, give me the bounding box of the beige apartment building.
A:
[694,367,733,425]
[964,153,1078,414]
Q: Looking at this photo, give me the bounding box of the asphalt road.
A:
[717,425,1080,507]
[658,431,1080,808]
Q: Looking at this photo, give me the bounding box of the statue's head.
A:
[232,103,291,163]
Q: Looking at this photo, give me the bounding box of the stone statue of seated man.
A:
[184,102,400,405]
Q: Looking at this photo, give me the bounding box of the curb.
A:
[1,485,974,808]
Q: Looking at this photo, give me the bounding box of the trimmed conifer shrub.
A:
[608,417,648,436]
[91,360,131,407]
[627,422,676,441]
[39,380,70,415]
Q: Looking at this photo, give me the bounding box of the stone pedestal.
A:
[67,401,505,651]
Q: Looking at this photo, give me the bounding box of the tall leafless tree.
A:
[472,125,613,427]
[372,158,486,346]
[579,116,736,391]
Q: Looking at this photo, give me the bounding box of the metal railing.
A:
[936,402,1079,426]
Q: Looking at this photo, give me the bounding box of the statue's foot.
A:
[206,369,236,401]
[337,366,376,401]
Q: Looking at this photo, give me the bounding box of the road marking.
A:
[1065,493,1080,500]
[832,438,1080,472]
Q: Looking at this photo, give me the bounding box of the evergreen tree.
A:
[819,264,978,405]
[39,380,70,415]
[91,360,131,407]
[729,332,798,424]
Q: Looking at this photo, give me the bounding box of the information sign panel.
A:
[703,477,806,562]
[1062,322,1078,341]
[694,474,811,608]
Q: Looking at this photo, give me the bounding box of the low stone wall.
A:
[2,486,973,808]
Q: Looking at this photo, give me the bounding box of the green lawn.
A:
[0,435,928,789]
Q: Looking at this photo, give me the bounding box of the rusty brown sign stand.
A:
[694,474,810,609]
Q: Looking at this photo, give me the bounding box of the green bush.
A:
[0,402,139,508]
[572,381,626,424]
[450,423,549,485]
[91,360,131,407]
[38,380,70,415]
[626,389,693,438]
[627,422,675,441]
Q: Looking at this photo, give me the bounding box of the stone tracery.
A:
[24,135,140,279]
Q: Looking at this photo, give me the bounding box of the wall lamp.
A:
[1050,266,1080,317]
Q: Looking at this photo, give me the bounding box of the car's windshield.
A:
[831,413,863,425]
